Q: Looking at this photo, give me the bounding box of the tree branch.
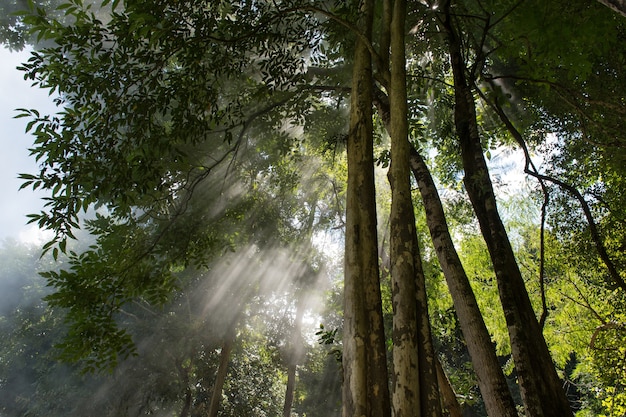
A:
[281,5,390,87]
[482,74,626,149]
[595,0,626,18]
[477,82,626,293]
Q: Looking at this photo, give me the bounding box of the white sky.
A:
[0,47,56,243]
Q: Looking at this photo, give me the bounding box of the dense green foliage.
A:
[2,0,626,416]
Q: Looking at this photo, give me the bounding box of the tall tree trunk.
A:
[207,330,236,417]
[441,3,573,416]
[388,1,441,416]
[283,296,305,417]
[388,0,426,414]
[343,0,391,416]
[414,232,442,417]
[409,147,518,417]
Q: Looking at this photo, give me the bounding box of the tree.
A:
[409,146,518,417]
[386,0,442,415]
[0,240,76,417]
[439,2,574,415]
[471,1,626,413]
[342,1,391,416]
[14,0,626,415]
[0,0,61,49]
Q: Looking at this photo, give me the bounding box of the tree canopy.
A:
[3,0,626,416]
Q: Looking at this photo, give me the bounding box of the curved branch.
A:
[590,321,625,350]
[474,85,552,326]
[482,74,626,149]
[478,82,626,293]
[595,0,626,18]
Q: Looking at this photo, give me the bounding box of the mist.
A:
[0,159,344,417]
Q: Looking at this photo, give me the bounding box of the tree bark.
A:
[283,296,305,417]
[207,331,235,417]
[387,1,442,415]
[343,0,391,415]
[441,2,573,416]
[373,75,514,417]
[388,0,440,415]
[409,147,518,417]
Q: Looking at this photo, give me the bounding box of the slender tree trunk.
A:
[388,1,441,416]
[283,296,305,417]
[441,3,573,416]
[343,0,391,415]
[414,250,442,417]
[388,0,425,415]
[409,147,518,417]
[207,330,236,417]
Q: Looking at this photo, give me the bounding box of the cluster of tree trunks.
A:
[201,0,579,414]
[341,0,575,416]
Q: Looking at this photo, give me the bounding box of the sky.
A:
[0,47,55,244]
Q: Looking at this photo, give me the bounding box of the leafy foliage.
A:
[5,0,626,415]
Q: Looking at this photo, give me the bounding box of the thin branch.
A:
[467,4,492,79]
[224,91,298,178]
[281,5,390,86]
[407,72,455,88]
[538,190,549,328]
[474,84,552,326]
[559,278,605,324]
[590,321,625,350]
[132,300,159,316]
[482,74,626,149]
[299,84,351,94]
[489,0,526,29]
[478,81,626,293]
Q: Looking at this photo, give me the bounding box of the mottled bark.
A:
[409,147,518,417]
[388,0,426,415]
[388,1,441,415]
[343,0,391,415]
[441,2,573,416]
